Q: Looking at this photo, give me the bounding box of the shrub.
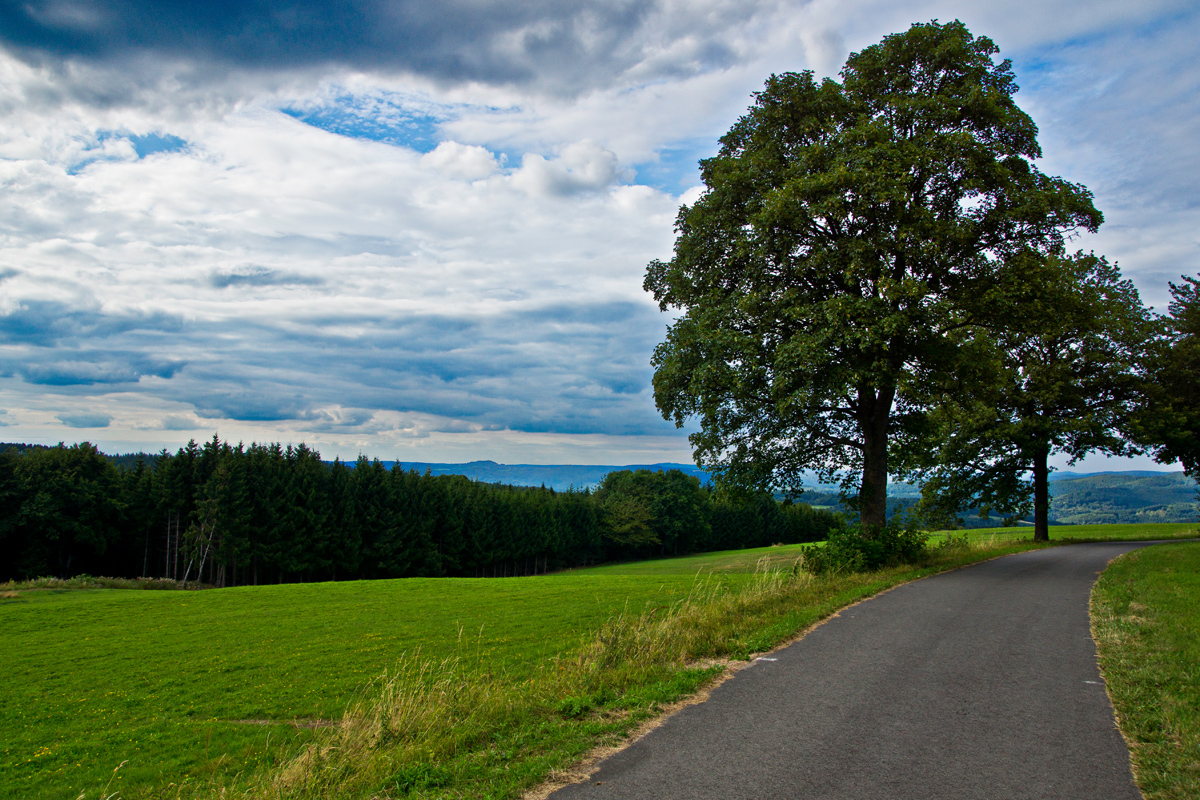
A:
[800,519,929,574]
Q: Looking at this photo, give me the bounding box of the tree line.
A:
[0,437,841,584]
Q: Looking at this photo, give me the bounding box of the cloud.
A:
[146,300,675,436]
[210,266,323,288]
[511,140,627,196]
[420,141,501,180]
[0,1,1196,467]
[161,414,201,431]
[58,412,112,428]
[19,358,178,386]
[0,302,183,348]
[0,0,740,95]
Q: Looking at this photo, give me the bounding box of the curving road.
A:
[550,542,1152,800]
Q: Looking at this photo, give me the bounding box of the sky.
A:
[0,0,1196,471]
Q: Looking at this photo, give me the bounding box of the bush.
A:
[801,519,929,574]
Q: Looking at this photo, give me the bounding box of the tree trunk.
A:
[1032,445,1051,542]
[858,385,895,533]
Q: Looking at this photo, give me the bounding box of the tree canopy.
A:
[913,252,1155,539]
[644,20,1101,529]
[0,438,841,583]
[1133,275,1200,479]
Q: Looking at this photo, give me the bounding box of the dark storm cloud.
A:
[0,0,730,93]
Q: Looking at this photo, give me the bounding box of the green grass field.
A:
[3,524,1196,799]
[924,521,1198,544]
[2,572,749,800]
[1092,541,1200,800]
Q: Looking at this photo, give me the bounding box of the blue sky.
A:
[0,0,1196,470]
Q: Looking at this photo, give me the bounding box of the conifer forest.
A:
[0,438,840,584]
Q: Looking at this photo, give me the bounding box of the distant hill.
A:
[372,460,710,491]
[801,471,1198,526]
[1046,471,1197,525]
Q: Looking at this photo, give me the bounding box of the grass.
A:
[4,523,1196,800]
[221,536,1062,799]
[560,542,816,576]
[1,573,737,800]
[923,521,1198,544]
[1092,541,1200,800]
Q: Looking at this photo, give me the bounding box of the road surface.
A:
[550,542,1151,800]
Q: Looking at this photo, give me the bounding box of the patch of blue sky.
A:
[282,90,458,152]
[129,133,187,158]
[631,137,716,194]
[1013,4,1198,93]
[66,130,188,174]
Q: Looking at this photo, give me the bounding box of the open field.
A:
[2,523,1196,799]
[1092,541,1200,800]
[568,523,1200,577]
[2,573,740,799]
[924,521,1198,544]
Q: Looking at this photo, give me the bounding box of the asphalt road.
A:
[550,542,1153,800]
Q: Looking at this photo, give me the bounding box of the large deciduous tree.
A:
[644,20,1101,530]
[1132,275,1200,479]
[913,252,1155,540]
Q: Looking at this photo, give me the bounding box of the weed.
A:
[0,575,207,591]
[937,533,971,551]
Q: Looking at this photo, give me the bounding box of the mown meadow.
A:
[2,522,1196,799]
[2,570,741,799]
[1092,540,1200,800]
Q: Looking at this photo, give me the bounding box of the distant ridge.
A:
[370,460,709,491]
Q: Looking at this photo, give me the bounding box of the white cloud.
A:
[0,1,1197,466]
[509,140,627,196]
[419,141,501,180]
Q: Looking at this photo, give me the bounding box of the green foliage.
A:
[800,518,929,574]
[0,574,198,591]
[1134,275,1200,482]
[936,533,971,551]
[0,443,126,579]
[644,20,1101,529]
[0,440,843,585]
[914,251,1157,539]
[595,469,711,556]
[1045,472,1198,525]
